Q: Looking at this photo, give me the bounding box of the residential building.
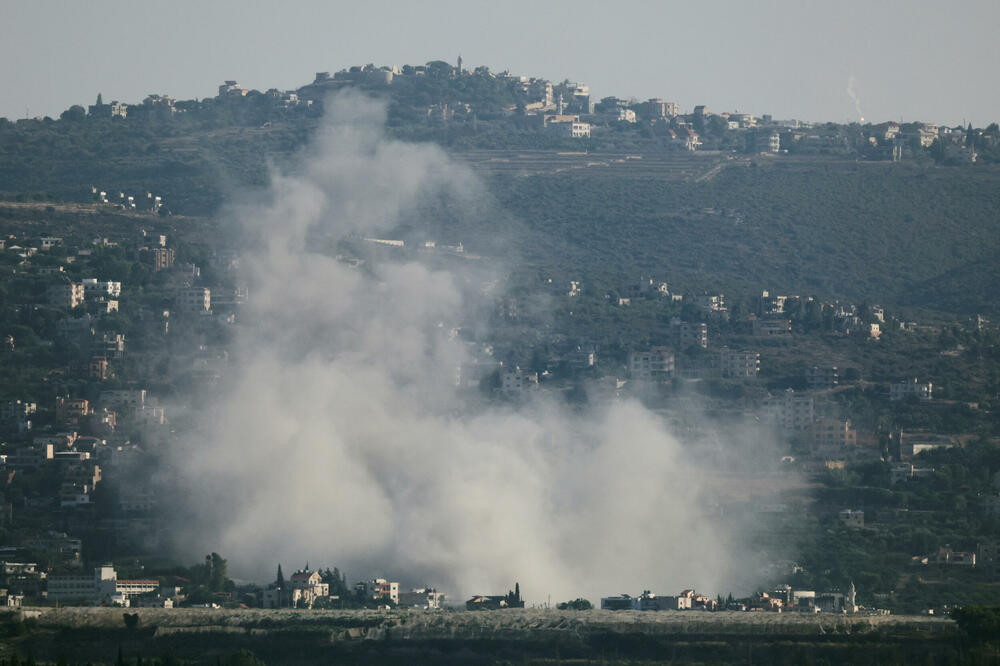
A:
[936,547,976,566]
[81,279,122,299]
[806,366,838,390]
[100,389,147,412]
[501,366,539,395]
[47,282,85,309]
[150,247,175,271]
[812,419,857,450]
[762,388,814,431]
[700,294,726,315]
[890,378,933,401]
[177,287,211,312]
[889,462,936,485]
[629,347,675,382]
[718,347,759,378]
[397,588,445,610]
[839,509,864,528]
[288,569,330,608]
[358,578,399,604]
[671,319,708,349]
[752,318,792,337]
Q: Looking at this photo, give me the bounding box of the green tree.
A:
[59,105,86,122]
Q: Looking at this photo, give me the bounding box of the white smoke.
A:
[847,75,864,123]
[169,91,773,604]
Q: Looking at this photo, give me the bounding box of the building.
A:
[936,547,976,566]
[762,388,814,432]
[839,509,864,528]
[812,419,857,450]
[889,462,935,485]
[47,282,85,309]
[806,366,839,390]
[547,119,591,138]
[55,397,90,425]
[358,578,399,604]
[81,279,122,299]
[718,347,759,379]
[671,319,708,349]
[177,287,211,313]
[501,366,539,395]
[752,318,792,337]
[637,590,692,611]
[397,588,445,610]
[890,378,933,401]
[288,569,330,608]
[629,347,675,383]
[466,585,523,610]
[150,247,175,271]
[47,565,157,604]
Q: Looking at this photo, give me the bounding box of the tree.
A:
[952,605,1000,642]
[275,563,285,588]
[557,598,593,610]
[59,105,86,122]
[96,93,103,106]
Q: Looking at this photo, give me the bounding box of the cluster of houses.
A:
[602,584,861,614]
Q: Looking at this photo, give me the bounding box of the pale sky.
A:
[2,0,998,126]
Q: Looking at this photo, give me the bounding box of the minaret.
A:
[457,54,462,75]
[847,580,857,614]
[557,93,564,115]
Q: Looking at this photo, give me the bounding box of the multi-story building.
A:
[397,588,445,610]
[718,347,760,378]
[501,366,538,394]
[150,247,175,271]
[762,388,815,432]
[288,569,330,608]
[47,565,157,604]
[812,419,857,449]
[47,282,85,309]
[81,279,122,299]
[671,319,708,349]
[55,397,90,425]
[177,287,211,312]
[357,578,399,604]
[752,318,792,337]
[629,347,675,382]
[805,366,838,390]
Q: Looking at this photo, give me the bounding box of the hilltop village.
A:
[0,58,998,616]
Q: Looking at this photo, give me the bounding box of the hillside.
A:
[477,158,1000,312]
[2,80,999,314]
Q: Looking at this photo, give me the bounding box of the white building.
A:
[81,279,122,298]
[47,565,158,604]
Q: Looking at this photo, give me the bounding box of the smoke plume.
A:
[847,75,864,123]
[170,91,774,604]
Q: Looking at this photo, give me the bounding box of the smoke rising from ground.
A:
[171,92,773,603]
[847,75,864,122]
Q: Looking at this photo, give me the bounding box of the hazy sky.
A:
[2,0,998,126]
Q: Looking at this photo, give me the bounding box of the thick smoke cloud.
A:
[171,92,765,604]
